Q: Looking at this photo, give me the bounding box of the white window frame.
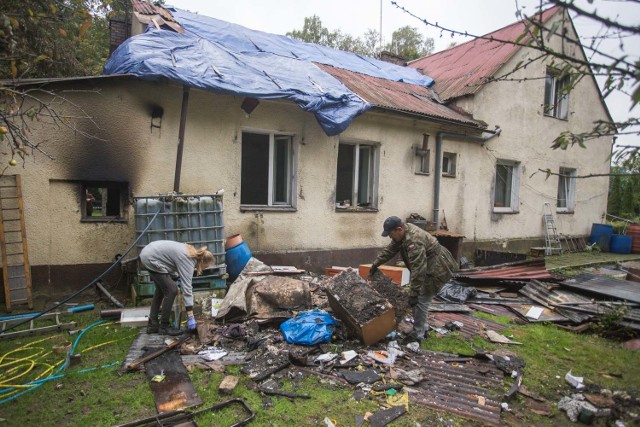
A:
[544,69,569,120]
[240,129,297,210]
[442,152,457,177]
[557,167,576,213]
[493,159,520,213]
[335,140,380,210]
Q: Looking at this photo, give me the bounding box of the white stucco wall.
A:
[9,12,612,271]
[442,13,612,244]
[12,77,448,267]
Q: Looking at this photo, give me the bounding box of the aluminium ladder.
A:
[0,175,33,311]
[543,202,563,256]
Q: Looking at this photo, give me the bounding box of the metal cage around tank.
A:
[133,193,226,277]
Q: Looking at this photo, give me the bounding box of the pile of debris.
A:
[118,257,640,426]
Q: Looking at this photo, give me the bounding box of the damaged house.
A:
[2,3,612,295]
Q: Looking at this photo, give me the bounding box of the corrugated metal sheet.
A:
[519,280,594,323]
[468,303,527,324]
[408,6,561,101]
[456,259,558,282]
[561,273,640,304]
[430,312,506,338]
[409,351,504,426]
[317,64,483,127]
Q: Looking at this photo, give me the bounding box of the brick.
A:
[218,375,239,394]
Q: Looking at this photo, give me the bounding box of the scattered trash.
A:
[405,342,420,352]
[501,402,511,412]
[437,281,478,303]
[315,353,339,364]
[151,370,166,382]
[565,369,585,390]
[323,417,337,427]
[486,330,522,345]
[525,306,545,319]
[340,350,358,364]
[198,347,228,362]
[211,298,224,317]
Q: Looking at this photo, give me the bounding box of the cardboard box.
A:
[326,288,396,346]
[359,264,410,286]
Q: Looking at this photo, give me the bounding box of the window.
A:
[241,131,296,209]
[82,181,128,221]
[544,69,570,119]
[335,141,379,209]
[493,160,520,213]
[442,152,457,177]
[557,167,576,212]
[415,150,431,175]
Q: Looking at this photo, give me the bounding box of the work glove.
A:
[369,264,379,277]
[408,294,418,307]
[187,315,197,330]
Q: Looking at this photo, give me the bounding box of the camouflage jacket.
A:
[374,223,458,295]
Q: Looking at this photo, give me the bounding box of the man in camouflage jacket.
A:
[371,216,458,341]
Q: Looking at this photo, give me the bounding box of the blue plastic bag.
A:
[280,309,337,346]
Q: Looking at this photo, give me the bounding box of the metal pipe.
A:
[173,85,190,193]
[433,128,502,226]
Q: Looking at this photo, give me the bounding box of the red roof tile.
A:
[317,64,483,128]
[408,6,561,101]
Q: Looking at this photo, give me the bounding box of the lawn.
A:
[1,304,638,426]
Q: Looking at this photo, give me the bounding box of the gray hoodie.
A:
[140,240,197,308]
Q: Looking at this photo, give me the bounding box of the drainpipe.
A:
[433,128,502,226]
[173,85,190,193]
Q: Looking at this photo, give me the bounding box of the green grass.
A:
[1,308,639,426]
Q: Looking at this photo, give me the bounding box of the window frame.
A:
[335,140,380,211]
[544,69,570,120]
[240,129,297,211]
[414,147,430,175]
[556,167,577,213]
[493,159,520,214]
[81,181,129,222]
[442,152,457,177]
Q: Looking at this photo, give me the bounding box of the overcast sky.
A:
[170,0,638,149]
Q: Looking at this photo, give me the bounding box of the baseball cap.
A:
[381,216,403,237]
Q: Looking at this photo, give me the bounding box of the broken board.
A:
[144,346,202,413]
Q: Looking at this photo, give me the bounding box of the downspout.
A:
[433,128,502,226]
[173,85,190,193]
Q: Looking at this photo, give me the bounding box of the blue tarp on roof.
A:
[104,7,434,135]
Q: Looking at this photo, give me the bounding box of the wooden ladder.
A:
[0,175,33,311]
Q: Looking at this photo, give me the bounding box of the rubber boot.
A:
[159,322,182,336]
[146,319,159,334]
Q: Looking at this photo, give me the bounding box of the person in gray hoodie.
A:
[140,240,214,335]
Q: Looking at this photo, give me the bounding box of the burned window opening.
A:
[82,181,128,222]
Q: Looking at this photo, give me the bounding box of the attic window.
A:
[82,182,128,222]
[544,69,570,120]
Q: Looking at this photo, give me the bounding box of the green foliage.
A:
[287,15,433,60]
[608,173,624,216]
[0,0,112,79]
[385,25,434,60]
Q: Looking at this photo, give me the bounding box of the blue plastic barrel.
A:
[225,241,252,281]
[589,223,613,252]
[610,234,632,254]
